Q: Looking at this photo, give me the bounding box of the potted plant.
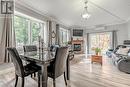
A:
[92,47,101,55]
[68,41,72,45]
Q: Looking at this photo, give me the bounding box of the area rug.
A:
[70,54,85,65]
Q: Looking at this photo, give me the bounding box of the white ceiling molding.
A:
[72,21,127,30]
[15,1,71,28]
[14,0,130,29]
[94,27,105,30]
[15,1,50,21]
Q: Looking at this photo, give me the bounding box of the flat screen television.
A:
[73,29,83,36]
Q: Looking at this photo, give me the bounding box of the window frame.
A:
[59,27,70,46]
[88,31,113,54]
[14,12,45,48]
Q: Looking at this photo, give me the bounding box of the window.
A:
[31,22,41,44]
[59,28,70,46]
[14,16,29,46]
[89,32,112,54]
[14,14,44,48]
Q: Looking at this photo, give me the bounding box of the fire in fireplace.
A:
[74,44,81,51]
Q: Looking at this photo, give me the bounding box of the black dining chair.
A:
[7,47,41,87]
[50,45,60,52]
[47,47,69,87]
[23,45,38,77]
[23,45,37,52]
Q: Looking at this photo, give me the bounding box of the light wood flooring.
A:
[0,54,130,87]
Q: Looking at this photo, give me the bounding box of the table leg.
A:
[67,58,70,80]
[41,64,48,87]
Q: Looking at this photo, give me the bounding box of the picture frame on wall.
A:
[1,0,14,14]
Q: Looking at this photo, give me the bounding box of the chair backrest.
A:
[23,45,37,52]
[54,47,69,78]
[7,47,24,77]
[50,45,60,52]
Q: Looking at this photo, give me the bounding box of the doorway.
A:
[88,32,112,54]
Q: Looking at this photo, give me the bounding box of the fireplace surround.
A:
[74,44,81,51]
[72,40,84,54]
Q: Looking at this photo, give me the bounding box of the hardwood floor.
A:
[0,54,130,87]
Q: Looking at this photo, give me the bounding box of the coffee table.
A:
[91,55,102,65]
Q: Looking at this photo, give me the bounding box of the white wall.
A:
[106,23,128,45]
[51,21,57,44]
[85,23,128,45]
[127,20,130,39]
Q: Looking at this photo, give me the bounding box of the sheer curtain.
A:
[0,14,15,63]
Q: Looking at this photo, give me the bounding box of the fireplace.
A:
[74,44,81,51]
[72,40,83,54]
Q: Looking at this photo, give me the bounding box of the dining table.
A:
[20,50,70,87]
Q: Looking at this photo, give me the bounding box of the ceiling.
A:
[15,0,130,29]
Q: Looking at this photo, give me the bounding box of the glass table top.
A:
[20,51,55,63]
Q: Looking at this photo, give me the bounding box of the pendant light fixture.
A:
[82,0,91,19]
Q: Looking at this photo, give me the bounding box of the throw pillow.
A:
[116,47,129,55]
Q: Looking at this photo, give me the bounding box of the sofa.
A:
[110,45,130,73]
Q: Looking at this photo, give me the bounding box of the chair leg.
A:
[31,74,33,78]
[15,74,18,87]
[38,72,40,87]
[53,79,56,87]
[31,73,36,78]
[21,77,24,87]
[34,73,36,77]
[64,72,67,86]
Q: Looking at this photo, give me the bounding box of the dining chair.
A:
[47,47,69,87]
[50,45,60,52]
[7,47,41,87]
[23,45,37,52]
[23,45,38,77]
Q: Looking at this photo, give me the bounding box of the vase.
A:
[96,52,98,55]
